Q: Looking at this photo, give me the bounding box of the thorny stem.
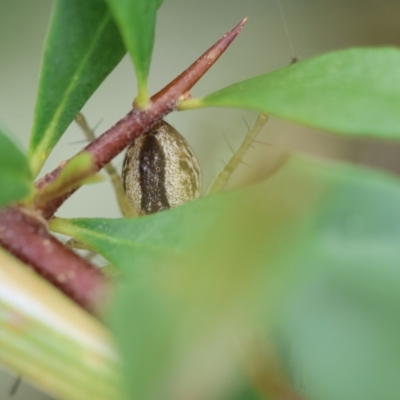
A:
[0,19,247,315]
[35,17,248,219]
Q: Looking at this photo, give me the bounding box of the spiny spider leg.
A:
[207,113,269,195]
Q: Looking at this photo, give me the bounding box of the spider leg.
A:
[206,113,269,195]
[75,113,135,217]
[9,375,21,397]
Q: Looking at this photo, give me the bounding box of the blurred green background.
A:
[1,0,400,398]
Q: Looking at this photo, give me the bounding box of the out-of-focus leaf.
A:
[51,157,400,400]
[180,48,400,139]
[29,0,126,176]
[0,123,32,208]
[280,166,400,400]
[0,247,124,400]
[105,0,163,107]
[49,156,329,400]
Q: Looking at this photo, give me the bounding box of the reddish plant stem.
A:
[0,206,109,314]
[35,18,247,219]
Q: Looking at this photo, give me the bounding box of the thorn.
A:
[152,16,248,103]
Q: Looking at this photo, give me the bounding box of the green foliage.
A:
[29,0,126,176]
[50,156,400,400]
[50,155,322,399]
[0,124,33,209]
[105,0,164,107]
[33,153,100,208]
[181,48,400,139]
[280,164,400,400]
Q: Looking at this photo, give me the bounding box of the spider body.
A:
[122,120,201,215]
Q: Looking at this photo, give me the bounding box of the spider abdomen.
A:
[122,120,201,215]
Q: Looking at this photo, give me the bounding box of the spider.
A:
[75,112,269,218]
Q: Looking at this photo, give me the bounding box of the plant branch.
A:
[0,206,110,315]
[34,18,247,219]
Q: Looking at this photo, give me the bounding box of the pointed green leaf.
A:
[181,48,400,139]
[0,124,33,208]
[29,0,126,176]
[105,0,164,107]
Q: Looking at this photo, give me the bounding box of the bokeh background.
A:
[1,0,400,398]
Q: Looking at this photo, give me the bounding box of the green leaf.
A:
[0,247,124,400]
[29,0,126,176]
[105,0,164,107]
[50,157,400,400]
[280,166,400,400]
[0,124,33,208]
[180,48,400,139]
[33,153,99,208]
